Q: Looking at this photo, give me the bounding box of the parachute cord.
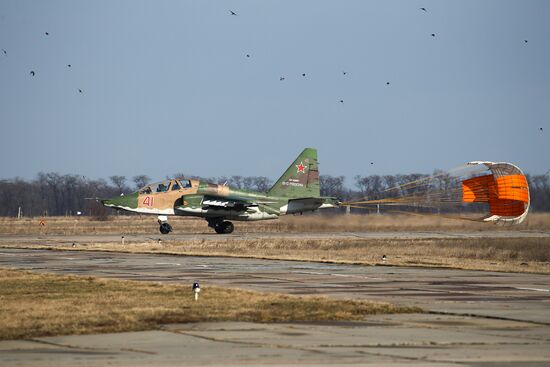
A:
[374,209,486,223]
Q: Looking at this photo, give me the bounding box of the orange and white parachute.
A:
[345,161,530,225]
[461,162,529,224]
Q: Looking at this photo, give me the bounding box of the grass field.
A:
[1,212,549,235]
[0,268,419,340]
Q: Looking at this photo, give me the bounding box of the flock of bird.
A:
[228,7,399,106]
[2,32,83,94]
[226,7,541,133]
[0,6,543,133]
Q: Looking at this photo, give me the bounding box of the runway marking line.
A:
[515,287,550,293]
[294,271,384,281]
[477,284,550,293]
[330,273,384,280]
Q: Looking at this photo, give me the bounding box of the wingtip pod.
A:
[462,161,530,225]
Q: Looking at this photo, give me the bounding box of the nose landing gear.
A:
[159,222,172,234]
[158,216,172,234]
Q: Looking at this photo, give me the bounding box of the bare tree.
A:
[243,176,255,190]
[109,175,127,194]
[320,175,346,198]
[252,176,272,192]
[229,176,243,189]
[529,174,550,211]
[132,175,150,190]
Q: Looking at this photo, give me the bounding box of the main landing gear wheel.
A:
[214,221,234,234]
[159,222,172,234]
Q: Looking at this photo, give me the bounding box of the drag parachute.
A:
[461,162,529,224]
[345,161,530,225]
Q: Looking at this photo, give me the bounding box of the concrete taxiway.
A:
[1,248,550,366]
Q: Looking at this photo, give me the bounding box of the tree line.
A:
[0,172,548,217]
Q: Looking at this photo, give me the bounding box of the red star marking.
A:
[296,162,306,174]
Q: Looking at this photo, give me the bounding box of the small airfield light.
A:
[192,282,201,301]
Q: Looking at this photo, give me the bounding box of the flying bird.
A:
[229,10,237,16]
[370,162,374,165]
[279,76,285,81]
[246,54,250,58]
[339,99,344,104]
[342,71,347,75]
[67,64,71,67]
[431,33,436,37]
[541,127,544,132]
[386,82,390,85]
[419,7,427,12]
[30,71,35,76]
[2,49,6,56]
[302,73,306,77]
[78,89,82,93]
[45,32,49,35]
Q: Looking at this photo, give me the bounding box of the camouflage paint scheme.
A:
[101,148,338,232]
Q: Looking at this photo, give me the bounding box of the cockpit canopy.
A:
[138,178,192,195]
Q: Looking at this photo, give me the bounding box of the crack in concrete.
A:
[165,329,329,354]
[27,338,157,355]
[427,310,550,326]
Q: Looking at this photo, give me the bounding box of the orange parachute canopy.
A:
[462,162,529,224]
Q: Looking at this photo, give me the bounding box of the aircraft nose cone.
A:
[101,198,117,207]
[100,192,138,209]
[101,198,113,206]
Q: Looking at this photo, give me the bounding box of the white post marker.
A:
[192,282,200,301]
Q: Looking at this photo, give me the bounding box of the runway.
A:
[1,248,550,366]
[0,229,549,246]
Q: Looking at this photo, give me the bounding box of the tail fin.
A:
[267,148,320,198]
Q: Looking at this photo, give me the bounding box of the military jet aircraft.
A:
[101,148,339,234]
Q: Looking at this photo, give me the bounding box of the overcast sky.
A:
[1,0,549,184]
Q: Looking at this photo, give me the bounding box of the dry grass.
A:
[3,237,549,274]
[1,212,549,235]
[0,268,418,341]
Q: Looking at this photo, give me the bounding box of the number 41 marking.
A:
[143,196,154,206]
